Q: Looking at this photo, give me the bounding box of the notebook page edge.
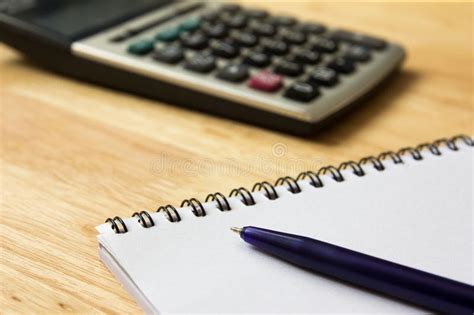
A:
[99,244,159,315]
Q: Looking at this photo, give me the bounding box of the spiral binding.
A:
[181,198,206,217]
[157,205,181,222]
[106,135,473,233]
[252,181,279,199]
[229,187,256,206]
[132,211,155,228]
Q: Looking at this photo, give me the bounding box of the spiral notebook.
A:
[96,135,473,314]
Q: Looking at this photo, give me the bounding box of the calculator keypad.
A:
[284,81,320,102]
[307,68,339,87]
[243,52,271,68]
[327,57,355,74]
[210,40,240,58]
[127,39,154,55]
[123,4,391,103]
[274,60,304,77]
[249,71,283,92]
[180,32,208,50]
[184,53,216,73]
[152,45,184,64]
[202,23,228,39]
[217,64,250,82]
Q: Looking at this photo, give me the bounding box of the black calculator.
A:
[0,0,405,135]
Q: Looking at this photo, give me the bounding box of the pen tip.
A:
[230,227,242,235]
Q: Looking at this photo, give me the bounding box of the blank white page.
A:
[97,143,473,314]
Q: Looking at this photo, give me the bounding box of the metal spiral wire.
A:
[105,216,128,234]
[252,181,279,200]
[275,176,301,193]
[378,151,403,164]
[318,166,345,181]
[360,156,385,171]
[205,192,231,211]
[416,143,442,156]
[132,211,155,228]
[229,187,256,206]
[296,171,323,187]
[339,161,365,176]
[157,205,181,222]
[398,147,423,160]
[452,134,474,146]
[181,198,206,217]
[106,135,472,233]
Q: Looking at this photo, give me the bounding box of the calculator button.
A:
[217,64,249,82]
[180,32,208,50]
[201,11,219,23]
[280,30,306,45]
[210,40,239,58]
[248,21,276,37]
[284,81,320,102]
[327,57,355,74]
[152,45,184,64]
[184,54,216,73]
[268,16,297,27]
[311,38,338,53]
[243,52,271,68]
[292,49,320,64]
[242,9,269,19]
[261,39,289,56]
[230,31,258,47]
[248,71,283,92]
[155,27,180,42]
[202,23,228,39]
[295,23,326,35]
[222,14,247,29]
[179,18,201,32]
[330,30,387,50]
[343,45,371,62]
[274,60,304,77]
[127,39,154,55]
[307,68,338,86]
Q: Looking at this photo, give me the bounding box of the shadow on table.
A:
[3,54,419,144]
[307,69,421,144]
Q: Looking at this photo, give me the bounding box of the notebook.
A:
[96,135,473,314]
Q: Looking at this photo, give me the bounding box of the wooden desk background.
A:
[1,2,473,313]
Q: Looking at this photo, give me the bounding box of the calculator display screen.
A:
[7,0,173,39]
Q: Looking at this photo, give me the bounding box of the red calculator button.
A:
[248,71,283,92]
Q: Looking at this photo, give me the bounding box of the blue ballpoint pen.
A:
[231,226,474,315]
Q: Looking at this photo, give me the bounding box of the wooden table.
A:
[1,2,472,313]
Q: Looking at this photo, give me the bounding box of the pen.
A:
[231,226,474,315]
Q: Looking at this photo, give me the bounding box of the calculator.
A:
[0,0,405,135]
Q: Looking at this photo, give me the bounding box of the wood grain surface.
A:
[1,2,473,313]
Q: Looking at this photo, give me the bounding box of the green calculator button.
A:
[179,18,201,32]
[155,27,180,42]
[127,39,154,55]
